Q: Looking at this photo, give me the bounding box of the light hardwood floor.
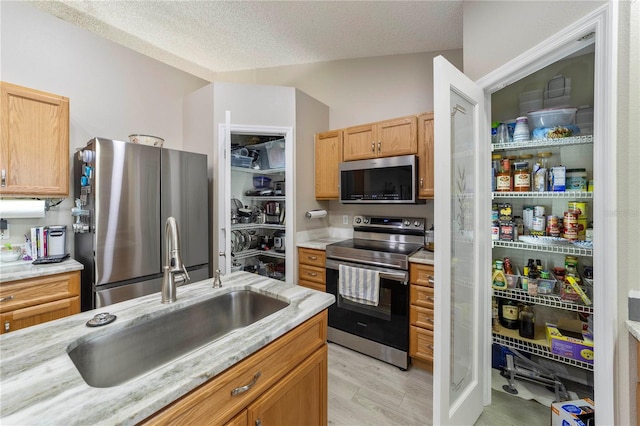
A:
[327,343,548,426]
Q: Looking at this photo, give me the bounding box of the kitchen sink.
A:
[68,290,289,388]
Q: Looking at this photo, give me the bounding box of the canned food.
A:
[563,227,579,241]
[533,206,546,217]
[577,218,588,240]
[568,201,588,218]
[564,210,579,224]
[531,216,546,236]
[585,228,593,242]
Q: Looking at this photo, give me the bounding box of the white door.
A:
[217,111,232,274]
[433,55,489,425]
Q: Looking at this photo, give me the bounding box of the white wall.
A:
[464,1,638,424]
[0,2,207,252]
[463,1,606,81]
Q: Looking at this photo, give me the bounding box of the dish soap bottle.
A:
[492,260,508,290]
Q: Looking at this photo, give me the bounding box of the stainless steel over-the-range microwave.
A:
[339,154,424,204]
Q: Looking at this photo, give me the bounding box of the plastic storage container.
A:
[575,106,594,135]
[252,139,285,170]
[231,154,252,168]
[519,90,543,116]
[543,75,572,109]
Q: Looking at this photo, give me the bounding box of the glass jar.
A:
[513,162,531,192]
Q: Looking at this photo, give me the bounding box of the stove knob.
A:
[355,217,362,224]
[363,217,370,224]
[404,220,411,226]
[414,220,422,227]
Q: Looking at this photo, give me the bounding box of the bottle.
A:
[513,161,531,192]
[527,261,539,296]
[519,305,535,339]
[500,299,519,329]
[492,260,508,290]
[496,158,512,192]
[492,297,500,332]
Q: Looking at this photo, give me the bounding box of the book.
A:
[30,227,38,260]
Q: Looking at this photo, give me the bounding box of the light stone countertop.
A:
[626,320,640,341]
[0,258,83,283]
[0,272,335,425]
[296,237,348,250]
[408,249,435,265]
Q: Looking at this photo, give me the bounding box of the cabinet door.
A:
[343,123,376,161]
[0,82,69,196]
[247,345,327,426]
[417,113,435,199]
[1,296,80,334]
[377,116,417,158]
[314,130,343,199]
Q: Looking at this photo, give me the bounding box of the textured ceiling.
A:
[32,0,463,81]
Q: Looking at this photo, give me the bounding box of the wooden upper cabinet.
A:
[417,112,434,199]
[0,82,70,196]
[343,115,417,161]
[315,130,343,199]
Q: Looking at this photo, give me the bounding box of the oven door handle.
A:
[325,259,408,284]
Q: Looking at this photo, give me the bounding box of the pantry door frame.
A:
[475,4,617,422]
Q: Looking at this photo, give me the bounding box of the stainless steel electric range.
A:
[325,215,425,369]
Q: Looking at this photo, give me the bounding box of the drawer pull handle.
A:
[0,295,14,303]
[308,255,318,260]
[308,272,318,277]
[426,318,434,323]
[371,142,375,153]
[231,371,261,396]
[1,169,5,187]
[426,297,434,302]
[427,344,434,350]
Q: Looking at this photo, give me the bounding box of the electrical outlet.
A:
[0,224,10,240]
[343,215,349,225]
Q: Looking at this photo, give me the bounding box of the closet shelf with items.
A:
[490,67,596,389]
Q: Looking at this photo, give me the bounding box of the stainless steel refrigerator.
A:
[74,137,210,311]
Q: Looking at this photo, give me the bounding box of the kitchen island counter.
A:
[0,258,83,283]
[0,272,334,425]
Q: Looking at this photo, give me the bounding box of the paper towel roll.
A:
[305,209,327,219]
[0,199,46,218]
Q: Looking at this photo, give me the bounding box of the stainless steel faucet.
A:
[161,217,190,303]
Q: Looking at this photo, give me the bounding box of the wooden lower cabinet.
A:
[409,262,435,370]
[140,311,328,426]
[0,271,80,334]
[298,247,326,292]
[247,345,327,426]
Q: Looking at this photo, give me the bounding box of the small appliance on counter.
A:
[47,225,67,256]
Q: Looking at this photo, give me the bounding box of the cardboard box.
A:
[546,319,594,364]
[551,398,594,425]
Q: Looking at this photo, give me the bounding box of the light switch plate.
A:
[343,215,349,225]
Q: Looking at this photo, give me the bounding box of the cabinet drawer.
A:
[1,296,80,334]
[298,248,326,268]
[410,305,434,330]
[409,263,434,287]
[410,285,434,309]
[0,271,80,313]
[410,326,434,362]
[299,280,325,293]
[142,311,327,425]
[298,264,325,285]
